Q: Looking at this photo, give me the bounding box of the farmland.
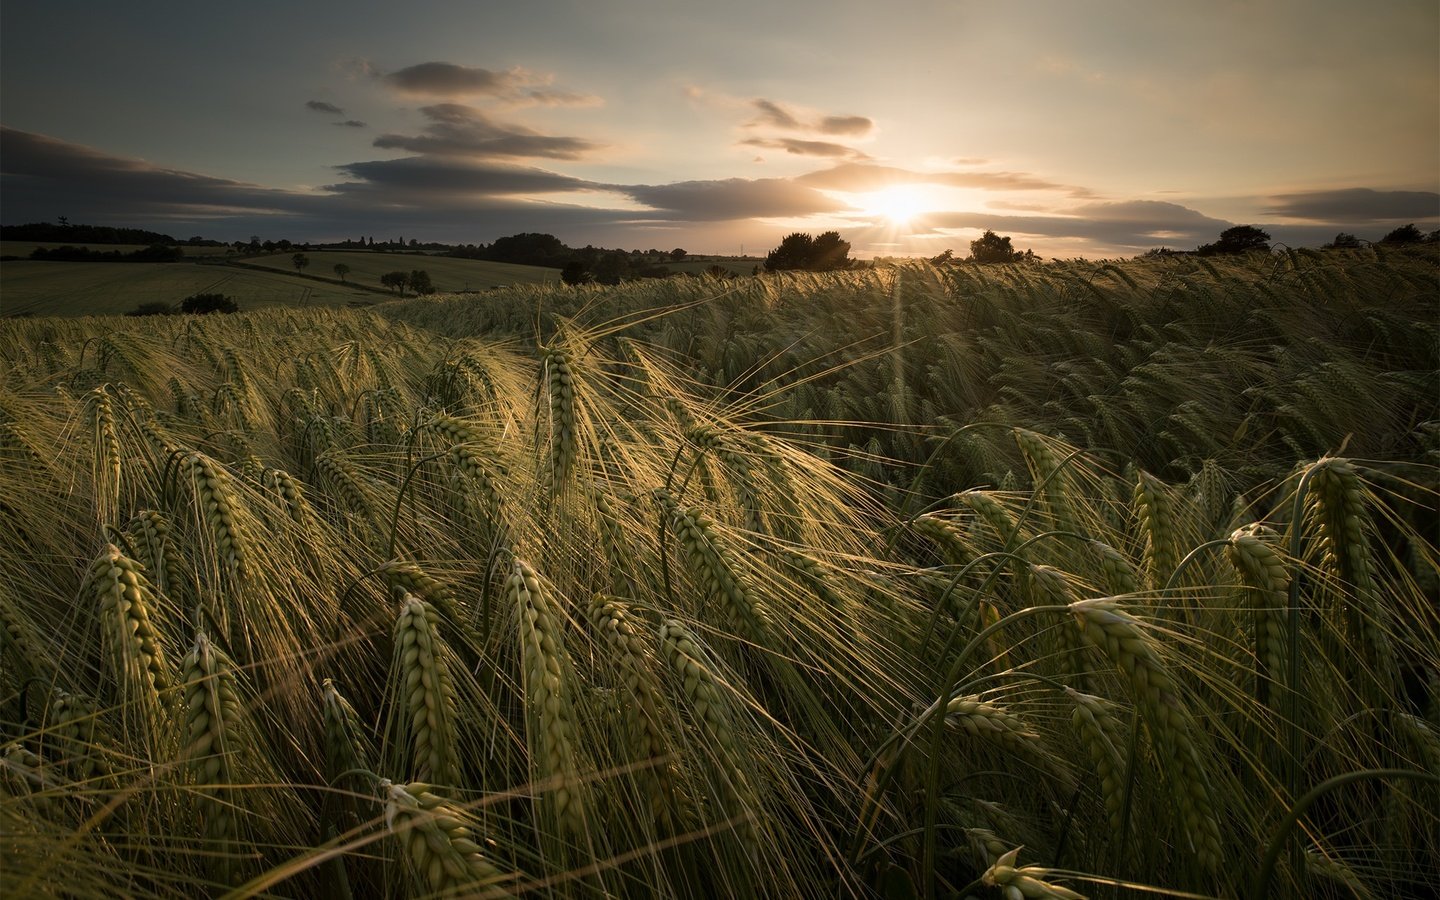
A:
[1,250,560,318]
[0,247,1436,899]
[0,260,377,317]
[242,250,560,293]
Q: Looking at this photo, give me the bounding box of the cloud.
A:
[371,103,600,161]
[750,99,802,130]
[383,61,599,105]
[338,120,367,128]
[796,163,1091,196]
[306,100,345,116]
[747,98,875,137]
[620,177,849,221]
[819,115,874,137]
[1263,188,1440,223]
[328,155,598,199]
[740,138,871,160]
[918,200,1233,253]
[385,62,513,96]
[0,126,312,220]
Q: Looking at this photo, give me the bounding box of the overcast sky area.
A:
[3,0,1437,258]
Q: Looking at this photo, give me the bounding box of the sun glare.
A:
[859,186,931,227]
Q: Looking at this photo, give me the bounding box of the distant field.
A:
[666,257,763,276]
[0,241,235,258]
[246,250,559,292]
[0,261,379,317]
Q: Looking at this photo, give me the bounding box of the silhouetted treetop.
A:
[1197,225,1270,256]
[764,231,852,272]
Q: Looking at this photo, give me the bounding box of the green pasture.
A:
[0,261,376,317]
[245,250,559,292]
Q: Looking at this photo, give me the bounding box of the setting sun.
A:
[857,185,931,226]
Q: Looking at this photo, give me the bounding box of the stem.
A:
[1250,769,1437,900]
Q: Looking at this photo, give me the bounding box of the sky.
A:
[2,0,1437,258]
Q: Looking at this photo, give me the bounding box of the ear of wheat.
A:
[389,594,461,788]
[508,559,583,838]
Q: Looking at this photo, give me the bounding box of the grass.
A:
[0,247,1435,899]
[243,250,560,293]
[0,260,378,317]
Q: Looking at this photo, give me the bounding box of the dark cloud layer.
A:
[372,103,599,160]
[621,177,847,220]
[1263,188,1440,223]
[306,100,346,115]
[917,200,1233,252]
[0,127,309,219]
[329,155,595,198]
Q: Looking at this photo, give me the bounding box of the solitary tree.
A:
[670,248,687,261]
[333,263,351,282]
[292,252,310,273]
[1323,233,1362,250]
[1197,225,1270,256]
[380,271,408,295]
[969,230,1024,264]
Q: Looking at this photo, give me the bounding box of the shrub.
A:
[179,293,239,314]
[126,302,177,317]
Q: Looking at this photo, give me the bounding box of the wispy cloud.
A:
[747,98,875,137]
[371,103,600,161]
[337,120,367,128]
[739,137,871,160]
[305,100,346,116]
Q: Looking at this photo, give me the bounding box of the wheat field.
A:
[1,247,1436,898]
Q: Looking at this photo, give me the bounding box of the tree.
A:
[292,253,310,273]
[1197,225,1270,256]
[380,271,408,295]
[969,230,1024,264]
[763,231,853,272]
[179,293,239,314]
[810,231,852,270]
[408,270,435,295]
[560,261,592,286]
[1379,223,1424,245]
[670,248,687,261]
[333,263,351,281]
[1322,232,1362,250]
